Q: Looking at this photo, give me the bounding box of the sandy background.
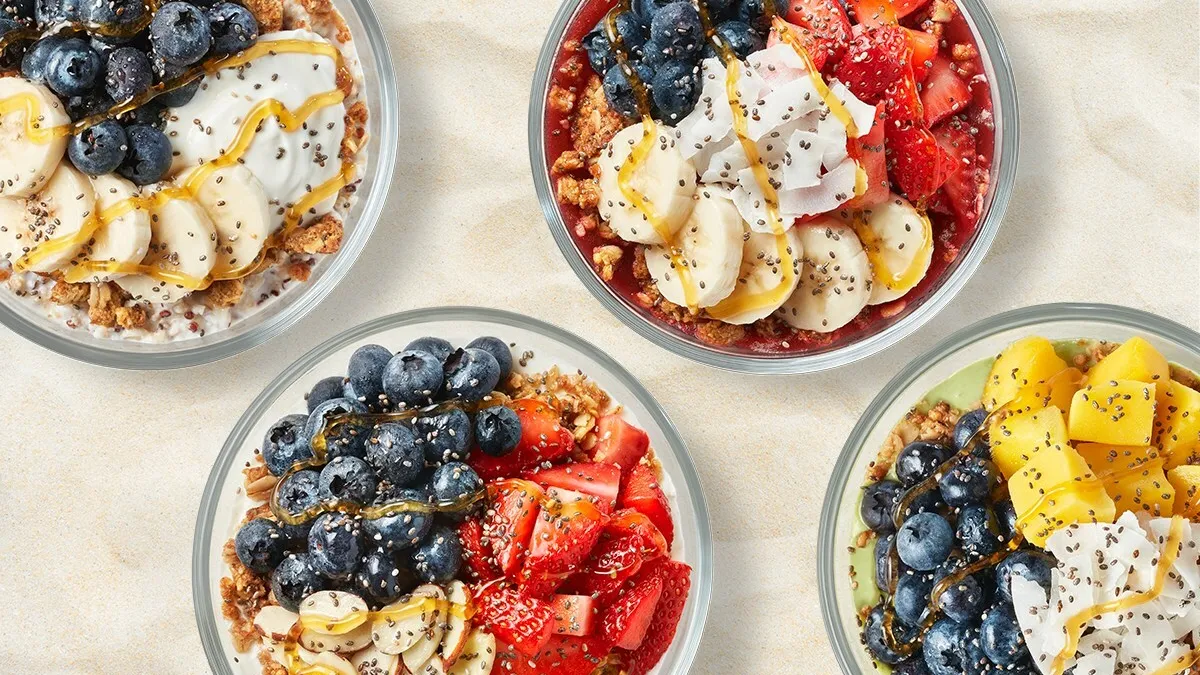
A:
[0,0,1197,672]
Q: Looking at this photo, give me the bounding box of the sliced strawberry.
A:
[483,480,541,577]
[833,24,910,104]
[621,558,693,675]
[590,415,650,475]
[457,518,500,583]
[550,594,597,637]
[476,585,554,657]
[600,574,663,650]
[521,491,606,597]
[469,398,575,480]
[920,57,970,127]
[527,462,621,506]
[883,68,924,123]
[933,120,983,227]
[846,102,888,208]
[606,508,670,557]
[496,635,614,675]
[560,530,660,607]
[886,123,952,201]
[847,0,931,25]
[783,0,853,66]
[904,27,938,82]
[617,465,675,549]
[767,19,830,72]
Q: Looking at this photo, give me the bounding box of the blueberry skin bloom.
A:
[407,525,463,583]
[383,350,444,408]
[415,408,473,465]
[365,422,424,488]
[860,480,902,534]
[347,343,392,408]
[938,457,998,508]
[150,2,212,66]
[318,455,378,506]
[117,124,172,185]
[45,38,102,97]
[234,518,285,574]
[305,397,370,460]
[67,120,127,176]
[430,461,483,521]
[980,603,1026,666]
[896,511,954,571]
[404,336,453,365]
[104,47,154,103]
[354,547,414,605]
[955,504,1002,558]
[206,2,258,54]
[651,59,701,123]
[936,571,985,623]
[923,618,968,675]
[306,376,346,413]
[442,348,501,402]
[474,405,521,457]
[894,572,934,626]
[21,37,65,82]
[895,441,954,487]
[308,512,363,579]
[466,336,513,380]
[649,2,704,62]
[602,61,655,119]
[262,413,313,476]
[364,487,434,552]
[271,553,328,612]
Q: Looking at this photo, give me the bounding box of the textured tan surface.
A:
[0,1,1197,672]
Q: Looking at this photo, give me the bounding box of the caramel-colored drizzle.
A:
[772,17,860,138]
[852,207,933,292]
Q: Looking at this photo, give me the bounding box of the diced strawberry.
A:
[783,0,853,66]
[847,0,931,25]
[904,27,938,82]
[833,24,910,104]
[527,462,621,506]
[483,480,540,577]
[457,518,500,583]
[884,68,924,123]
[617,465,675,549]
[521,493,606,597]
[476,585,554,657]
[846,102,888,208]
[590,415,650,475]
[560,530,661,607]
[550,594,597,637]
[767,19,830,72]
[921,57,970,127]
[621,558,693,675]
[496,635,614,675]
[600,574,663,650]
[469,399,576,481]
[605,509,670,558]
[933,120,983,227]
[887,123,952,201]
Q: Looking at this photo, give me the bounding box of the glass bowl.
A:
[192,306,714,675]
[817,302,1200,673]
[0,0,398,370]
[528,0,1019,374]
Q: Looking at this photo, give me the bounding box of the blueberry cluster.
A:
[3,0,259,183]
[583,0,779,123]
[233,335,523,612]
[859,408,1056,674]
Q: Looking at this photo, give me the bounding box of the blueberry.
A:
[150,2,211,65]
[354,548,414,606]
[305,397,370,460]
[365,422,424,488]
[104,46,152,102]
[995,499,1019,539]
[234,517,285,574]
[415,408,473,465]
[117,123,171,184]
[35,0,81,27]
[860,480,901,534]
[364,487,434,551]
[713,20,763,58]
[271,469,318,543]
[308,512,362,579]
[896,512,953,571]
[632,0,674,19]
[873,533,896,592]
[994,550,1054,604]
[895,441,954,487]
[897,487,945,522]
[318,455,378,505]
[206,2,257,54]
[262,413,313,476]
[271,553,328,612]
[431,461,484,513]
[953,408,989,452]
[348,343,392,408]
[0,14,17,37]
[45,38,102,96]
[922,618,967,675]
[581,28,613,74]
[443,348,501,402]
[639,37,673,70]
[474,405,521,457]
[154,59,201,106]
[1,0,32,22]
[466,336,513,381]
[892,659,932,675]
[382,350,444,408]
[21,36,63,81]
[937,570,986,622]
[980,604,1025,666]
[734,0,785,33]
[67,120,127,175]
[956,504,1002,558]
[960,626,993,675]
[306,376,346,414]
[938,457,997,507]
[407,525,462,583]
[894,571,934,626]
[122,99,166,129]
[650,59,700,123]
[650,2,704,61]
[602,61,654,119]
[82,0,146,37]
[404,336,453,365]
[65,90,114,121]
[862,603,914,666]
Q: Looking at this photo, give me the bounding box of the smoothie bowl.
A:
[193,307,713,675]
[530,0,1017,373]
[819,304,1200,674]
[0,0,396,368]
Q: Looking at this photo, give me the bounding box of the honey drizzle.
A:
[852,207,933,292]
[771,17,860,138]
[0,0,161,56]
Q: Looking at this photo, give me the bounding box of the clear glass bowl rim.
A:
[0,0,399,371]
[527,0,1020,375]
[191,306,715,675]
[816,302,1200,673]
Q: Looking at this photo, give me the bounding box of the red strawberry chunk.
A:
[560,531,660,607]
[887,123,953,201]
[833,24,909,104]
[483,480,540,577]
[622,558,693,675]
[476,585,554,657]
[846,102,888,208]
[457,518,500,583]
[920,57,970,127]
[617,465,675,548]
[469,399,575,481]
[904,27,938,82]
[600,574,663,650]
[496,635,614,675]
[606,508,670,557]
[933,120,983,227]
[550,594,597,637]
[520,491,606,597]
[783,0,852,66]
[526,461,621,506]
[590,415,650,475]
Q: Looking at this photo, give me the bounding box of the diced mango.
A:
[990,406,1069,479]
[983,336,1070,411]
[1086,336,1170,387]
[1008,439,1115,546]
[1168,465,1200,519]
[1005,367,1085,420]
[1075,443,1174,516]
[1156,380,1200,469]
[1012,483,1117,548]
[1068,379,1156,446]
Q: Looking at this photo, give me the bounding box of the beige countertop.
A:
[0,0,1197,672]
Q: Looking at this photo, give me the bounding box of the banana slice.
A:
[448,630,496,675]
[401,585,447,672]
[67,174,152,282]
[188,164,273,273]
[3,164,97,274]
[0,198,27,266]
[645,187,744,309]
[299,622,373,654]
[598,121,697,245]
[860,194,934,305]
[351,645,402,675]
[776,220,871,333]
[299,590,369,636]
[0,78,70,198]
[115,194,217,304]
[709,225,804,325]
[372,586,443,655]
[413,656,449,675]
[301,651,357,675]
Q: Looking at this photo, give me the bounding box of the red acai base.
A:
[543,0,997,357]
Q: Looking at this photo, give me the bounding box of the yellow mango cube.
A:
[1013,483,1117,547]
[983,336,1070,411]
[990,406,1069,479]
[1068,380,1156,446]
[1005,367,1085,420]
[1076,443,1174,516]
[1156,380,1200,469]
[1168,465,1200,519]
[1087,336,1170,387]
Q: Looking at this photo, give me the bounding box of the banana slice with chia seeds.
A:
[0,198,27,266]
[301,651,357,675]
[115,193,217,304]
[413,656,449,675]
[645,186,744,309]
[299,590,369,636]
[598,121,697,246]
[775,219,871,333]
[372,585,444,655]
[188,164,273,274]
[860,194,934,306]
[401,585,447,672]
[448,630,497,675]
[0,78,70,199]
[300,621,373,654]
[351,645,402,675]
[709,225,803,325]
[66,174,152,282]
[3,163,97,274]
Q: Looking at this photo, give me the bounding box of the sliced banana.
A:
[860,194,934,305]
[187,164,272,274]
[645,187,743,309]
[709,225,803,325]
[254,605,301,642]
[300,651,357,675]
[372,585,444,656]
[350,645,402,675]
[440,581,472,666]
[4,163,97,273]
[413,656,449,675]
[401,585,447,672]
[299,590,369,636]
[300,622,373,654]
[775,219,871,333]
[67,174,152,282]
[115,194,216,304]
[0,78,70,198]
[0,198,27,266]
[598,121,697,245]
[448,630,496,675]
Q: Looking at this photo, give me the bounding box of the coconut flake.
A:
[781,130,826,189]
[745,77,823,141]
[829,80,877,138]
[747,43,808,88]
[777,156,859,220]
[675,58,734,161]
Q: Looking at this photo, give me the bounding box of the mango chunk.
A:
[1168,465,1200,519]
[1156,380,1200,469]
[1008,438,1115,546]
[1068,380,1156,446]
[1087,336,1170,387]
[1076,443,1174,516]
[983,336,1070,411]
[990,406,1069,479]
[1005,367,1085,420]
[1012,483,1117,547]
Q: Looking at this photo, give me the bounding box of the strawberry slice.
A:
[887,123,953,201]
[469,398,576,481]
[783,0,853,67]
[560,530,661,607]
[617,465,675,548]
[833,24,910,104]
[600,574,663,650]
[846,102,888,209]
[848,0,931,25]
[621,558,693,675]
[904,27,938,82]
[921,57,970,127]
[497,635,614,675]
[483,480,540,577]
[550,594,597,637]
[527,462,622,506]
[606,508,670,557]
[457,518,500,582]
[591,415,650,475]
[520,490,607,597]
[476,585,554,657]
[934,120,983,227]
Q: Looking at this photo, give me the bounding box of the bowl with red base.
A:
[531,0,1017,373]
[193,307,712,675]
